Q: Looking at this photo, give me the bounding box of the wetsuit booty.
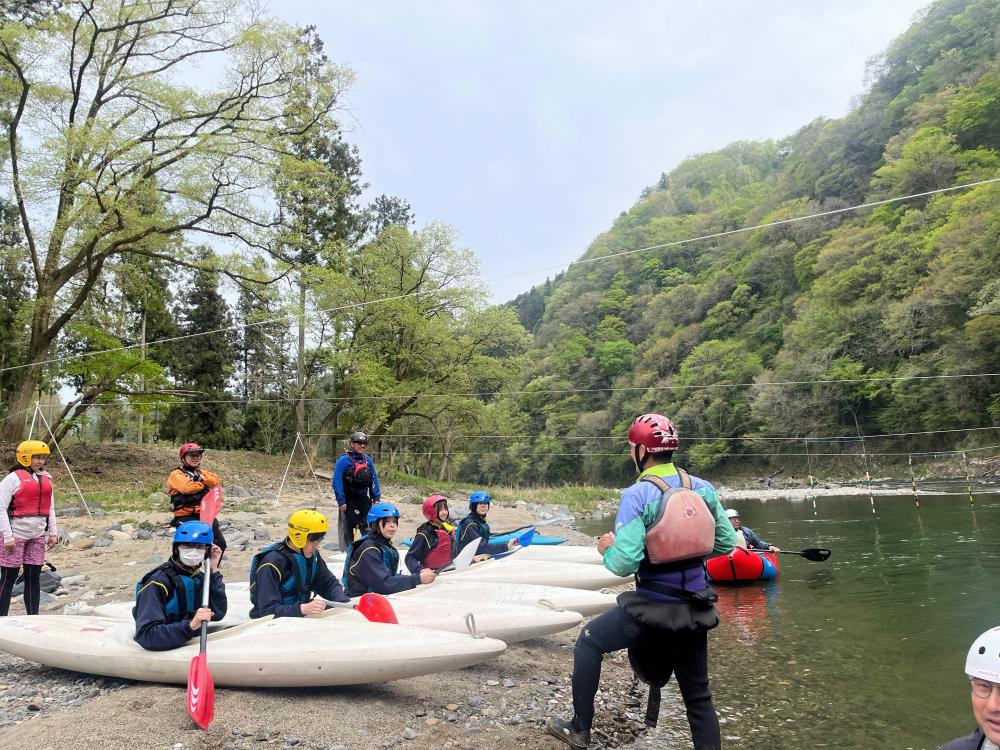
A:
[546,716,590,749]
[0,565,17,616]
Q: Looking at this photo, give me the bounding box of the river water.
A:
[578,491,1000,749]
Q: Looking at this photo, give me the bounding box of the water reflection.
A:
[579,493,1000,749]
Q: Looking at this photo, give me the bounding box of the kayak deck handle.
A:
[537,598,564,612]
[464,612,482,639]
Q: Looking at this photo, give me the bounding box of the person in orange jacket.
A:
[167,443,226,553]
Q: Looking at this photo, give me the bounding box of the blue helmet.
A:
[469,491,491,512]
[173,520,213,546]
[368,502,401,526]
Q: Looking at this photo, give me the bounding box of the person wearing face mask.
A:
[248,509,350,618]
[132,520,226,651]
[167,442,226,554]
[0,441,59,617]
[405,495,456,573]
[343,502,437,596]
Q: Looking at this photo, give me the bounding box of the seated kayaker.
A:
[249,509,349,618]
[405,495,455,573]
[725,509,780,553]
[343,502,436,596]
[167,442,226,554]
[456,491,518,557]
[133,520,226,651]
[940,626,1000,750]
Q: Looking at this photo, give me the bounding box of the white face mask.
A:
[178,546,206,567]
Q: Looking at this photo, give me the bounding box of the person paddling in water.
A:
[405,495,456,573]
[168,442,226,555]
[940,626,1000,750]
[0,441,59,617]
[456,491,518,558]
[725,508,780,553]
[249,509,350,618]
[343,502,436,596]
[133,520,226,651]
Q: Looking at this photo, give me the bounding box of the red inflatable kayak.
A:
[706,548,779,582]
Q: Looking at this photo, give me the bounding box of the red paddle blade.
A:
[355,593,398,624]
[187,652,215,729]
[199,487,223,526]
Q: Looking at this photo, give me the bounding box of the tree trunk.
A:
[294,281,306,435]
[0,372,36,442]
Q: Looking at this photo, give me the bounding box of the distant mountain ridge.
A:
[482,0,1000,486]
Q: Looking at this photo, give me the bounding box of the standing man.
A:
[546,413,736,750]
[332,432,381,551]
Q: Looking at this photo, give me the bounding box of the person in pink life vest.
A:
[0,440,59,616]
[405,495,456,573]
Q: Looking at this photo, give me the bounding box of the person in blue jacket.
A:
[343,502,437,596]
[456,491,518,557]
[725,508,780,552]
[133,520,226,651]
[249,509,349,618]
[332,431,381,551]
[546,413,736,750]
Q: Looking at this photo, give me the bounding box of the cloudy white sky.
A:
[265,1,929,302]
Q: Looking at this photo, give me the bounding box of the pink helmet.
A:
[421,494,448,522]
[627,413,679,452]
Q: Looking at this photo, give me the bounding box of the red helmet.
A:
[179,442,204,459]
[421,494,448,522]
[627,414,679,452]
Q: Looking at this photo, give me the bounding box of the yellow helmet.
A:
[15,440,50,468]
[287,509,329,548]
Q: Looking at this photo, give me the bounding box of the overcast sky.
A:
[265,1,930,302]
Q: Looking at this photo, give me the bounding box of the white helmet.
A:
[725,509,740,519]
[966,626,1000,682]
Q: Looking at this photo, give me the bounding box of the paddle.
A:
[322,592,399,623]
[436,538,481,573]
[187,486,222,730]
[517,529,536,548]
[750,547,831,562]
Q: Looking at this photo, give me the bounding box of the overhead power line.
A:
[3,176,999,376]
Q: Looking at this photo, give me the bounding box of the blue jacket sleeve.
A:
[132,571,226,651]
[347,545,418,596]
[332,455,347,506]
[313,555,350,603]
[368,457,380,502]
[250,555,303,619]
[404,529,432,574]
[458,519,506,556]
[743,527,770,550]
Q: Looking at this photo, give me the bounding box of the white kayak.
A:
[443,558,631,590]
[414,580,619,618]
[94,591,582,644]
[511,545,604,565]
[0,610,506,687]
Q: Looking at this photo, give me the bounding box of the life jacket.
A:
[170,467,209,516]
[134,562,201,622]
[342,451,372,489]
[641,469,716,567]
[9,469,53,518]
[734,529,748,549]
[416,521,454,569]
[342,534,399,591]
[249,542,316,606]
[457,514,489,547]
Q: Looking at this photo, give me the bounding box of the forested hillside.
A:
[490,0,1000,485]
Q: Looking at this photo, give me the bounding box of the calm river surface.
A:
[579,491,1000,749]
